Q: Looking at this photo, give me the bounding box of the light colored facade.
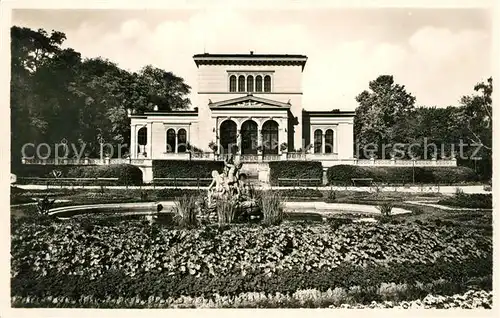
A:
[129,53,356,162]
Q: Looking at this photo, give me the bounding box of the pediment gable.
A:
[208,95,291,109]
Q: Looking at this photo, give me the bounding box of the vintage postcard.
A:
[2,0,497,316]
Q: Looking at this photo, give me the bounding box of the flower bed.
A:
[11,217,492,307]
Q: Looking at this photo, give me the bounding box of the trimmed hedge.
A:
[327,165,478,185]
[269,161,323,186]
[438,193,492,209]
[12,164,143,185]
[152,160,224,179]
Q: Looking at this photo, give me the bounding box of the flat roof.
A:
[193,53,308,70]
[193,53,307,59]
[303,110,356,117]
[129,110,198,118]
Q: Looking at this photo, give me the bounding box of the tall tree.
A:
[456,77,492,151]
[354,75,416,158]
[138,65,191,111]
[10,25,192,163]
[453,77,492,178]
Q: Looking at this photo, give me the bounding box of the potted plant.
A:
[280,142,288,152]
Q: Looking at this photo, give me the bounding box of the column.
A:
[148,122,153,158]
[216,117,221,156]
[257,127,262,154]
[174,129,178,153]
[279,121,286,153]
[237,121,242,156]
[130,125,137,159]
[237,129,242,155]
[216,122,221,156]
[322,130,326,154]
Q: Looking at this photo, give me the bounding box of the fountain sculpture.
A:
[205,156,262,222]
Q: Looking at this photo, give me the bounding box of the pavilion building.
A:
[128,52,355,164]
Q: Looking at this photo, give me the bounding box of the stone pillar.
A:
[174,129,178,154]
[130,125,137,159]
[278,119,287,155]
[257,128,262,157]
[148,122,153,158]
[322,131,326,154]
[237,129,242,155]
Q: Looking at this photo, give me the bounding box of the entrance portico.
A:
[210,95,290,157]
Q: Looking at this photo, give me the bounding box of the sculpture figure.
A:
[204,156,262,223]
[224,159,243,196]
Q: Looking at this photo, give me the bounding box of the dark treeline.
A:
[11,26,191,164]
[10,26,492,179]
[354,75,492,179]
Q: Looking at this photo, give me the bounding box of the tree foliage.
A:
[354,75,416,158]
[11,26,191,164]
[354,75,492,179]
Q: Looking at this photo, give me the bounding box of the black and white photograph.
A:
[4,0,497,312]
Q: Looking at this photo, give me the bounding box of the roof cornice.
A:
[193,53,308,71]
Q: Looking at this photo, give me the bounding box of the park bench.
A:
[277,178,322,187]
[351,178,374,187]
[153,177,212,187]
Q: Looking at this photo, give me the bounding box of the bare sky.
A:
[11,7,492,111]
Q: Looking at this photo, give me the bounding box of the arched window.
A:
[238,75,245,92]
[262,120,279,154]
[264,75,271,92]
[137,127,148,155]
[255,76,263,92]
[138,127,147,145]
[229,75,237,92]
[325,129,334,154]
[314,129,323,153]
[240,120,258,155]
[247,75,254,92]
[166,129,175,153]
[220,120,237,155]
[177,129,187,153]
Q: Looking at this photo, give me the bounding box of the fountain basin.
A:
[48,201,411,220]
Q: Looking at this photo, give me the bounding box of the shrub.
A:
[216,197,237,225]
[172,195,199,228]
[66,164,143,185]
[438,193,492,209]
[259,191,285,225]
[326,190,336,202]
[377,203,393,217]
[12,164,143,185]
[269,161,323,186]
[326,165,478,185]
[152,160,224,179]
